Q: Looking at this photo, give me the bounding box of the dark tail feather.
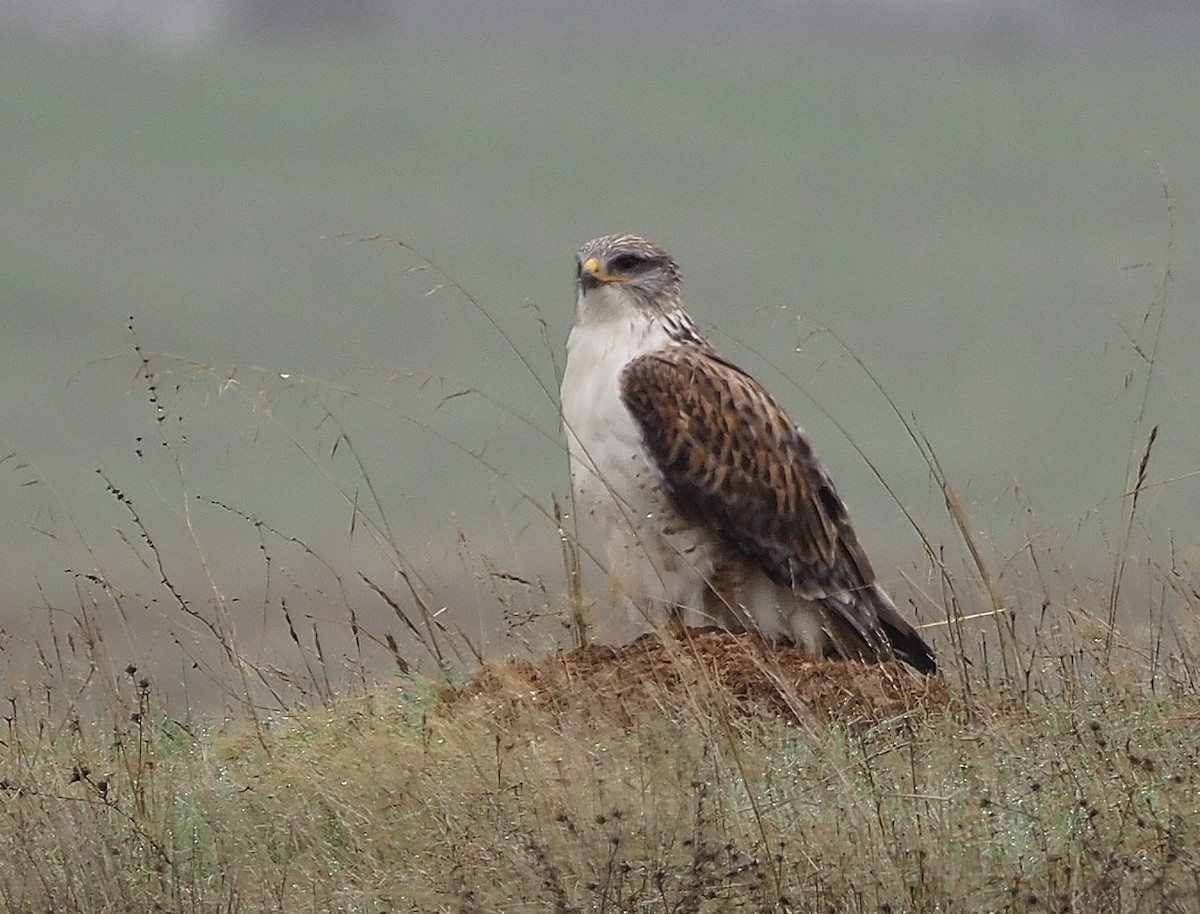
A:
[820,584,937,675]
[878,614,937,674]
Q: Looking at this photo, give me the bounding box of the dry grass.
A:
[2,623,1199,913]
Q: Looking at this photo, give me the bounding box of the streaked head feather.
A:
[574,234,684,324]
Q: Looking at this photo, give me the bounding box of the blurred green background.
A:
[2,7,1198,689]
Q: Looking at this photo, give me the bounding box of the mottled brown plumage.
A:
[620,346,842,585]
[620,347,935,673]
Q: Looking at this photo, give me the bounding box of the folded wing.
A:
[619,345,936,673]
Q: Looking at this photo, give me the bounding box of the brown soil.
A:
[447,628,950,728]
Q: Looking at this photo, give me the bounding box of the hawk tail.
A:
[818,584,937,675]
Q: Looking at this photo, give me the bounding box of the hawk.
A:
[561,233,936,674]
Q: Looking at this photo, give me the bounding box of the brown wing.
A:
[620,345,935,671]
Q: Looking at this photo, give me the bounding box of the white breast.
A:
[561,308,717,630]
[561,312,667,522]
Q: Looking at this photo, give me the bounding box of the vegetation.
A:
[1,594,1197,912]
[3,221,1198,913]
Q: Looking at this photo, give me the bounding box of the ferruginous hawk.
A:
[561,233,936,674]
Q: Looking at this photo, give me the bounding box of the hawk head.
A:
[574,233,683,325]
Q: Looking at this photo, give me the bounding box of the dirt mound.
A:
[449,628,949,727]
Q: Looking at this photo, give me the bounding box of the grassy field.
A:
[1,588,1197,912]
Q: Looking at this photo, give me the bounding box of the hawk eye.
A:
[610,253,643,273]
